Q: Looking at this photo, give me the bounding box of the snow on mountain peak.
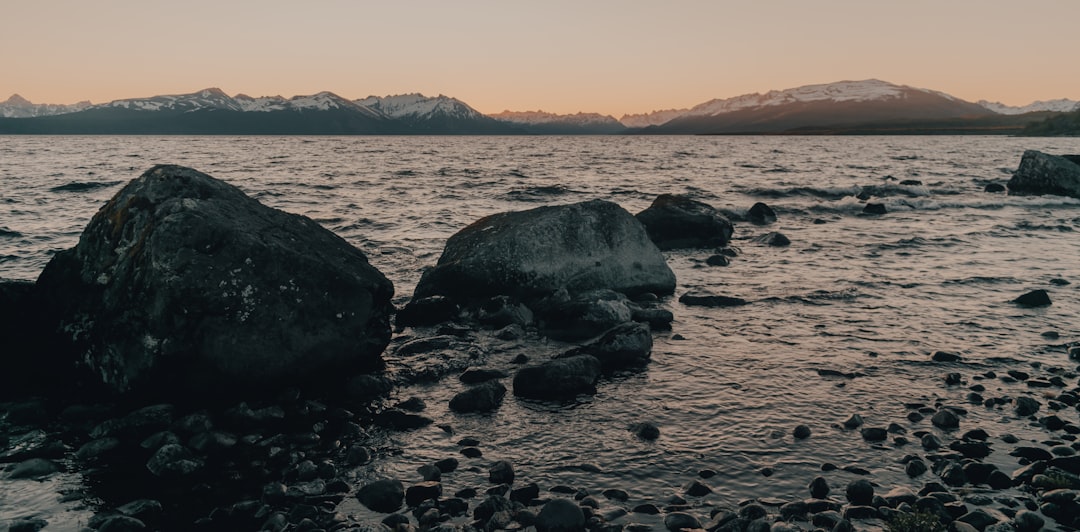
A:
[977,98,1080,115]
[687,79,920,118]
[490,110,620,126]
[355,93,482,120]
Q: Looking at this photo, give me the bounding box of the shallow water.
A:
[2,135,1079,528]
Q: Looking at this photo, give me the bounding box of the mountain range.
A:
[1,80,1076,135]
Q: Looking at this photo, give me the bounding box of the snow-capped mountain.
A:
[354,93,513,133]
[102,88,244,112]
[977,99,1080,115]
[0,94,91,118]
[619,108,689,128]
[643,79,995,134]
[489,110,625,133]
[355,94,482,121]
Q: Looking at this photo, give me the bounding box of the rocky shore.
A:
[2,157,1079,532]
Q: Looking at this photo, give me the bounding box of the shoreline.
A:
[3,323,1079,531]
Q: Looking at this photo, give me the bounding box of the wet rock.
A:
[1015,394,1041,414]
[449,380,507,413]
[793,424,812,439]
[636,193,734,250]
[537,498,586,532]
[951,440,992,459]
[752,231,790,247]
[96,515,147,532]
[984,183,1006,193]
[7,518,49,532]
[414,199,676,303]
[863,203,887,215]
[705,254,730,266]
[489,460,515,485]
[630,421,660,440]
[678,292,748,307]
[535,289,633,340]
[7,458,59,479]
[748,202,777,224]
[1013,289,1051,308]
[35,165,394,396]
[396,295,460,328]
[809,476,830,498]
[685,479,713,496]
[405,480,442,507]
[957,508,1002,530]
[1007,150,1080,199]
[932,351,962,363]
[511,482,540,503]
[561,321,653,369]
[932,409,960,429]
[375,408,434,430]
[663,511,703,532]
[1013,509,1045,532]
[476,295,534,328]
[861,427,888,442]
[845,479,874,506]
[459,368,508,384]
[356,479,404,513]
[434,457,459,473]
[145,443,203,477]
[631,307,674,330]
[513,355,601,400]
[842,414,864,429]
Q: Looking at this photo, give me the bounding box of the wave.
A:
[740,182,933,201]
[49,181,122,193]
[503,185,580,201]
[0,226,22,238]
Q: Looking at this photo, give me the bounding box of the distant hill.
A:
[0,81,1075,135]
[1021,108,1080,136]
[489,110,626,134]
[0,89,515,135]
[635,80,1004,134]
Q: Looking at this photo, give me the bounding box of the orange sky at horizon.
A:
[4,0,1079,117]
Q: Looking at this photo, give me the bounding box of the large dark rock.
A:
[414,199,675,303]
[536,498,586,532]
[34,165,394,396]
[513,355,601,400]
[1007,150,1080,198]
[635,194,734,250]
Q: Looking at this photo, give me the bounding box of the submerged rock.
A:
[635,193,734,250]
[747,202,777,224]
[1013,289,1052,308]
[413,199,675,303]
[35,165,394,396]
[1007,150,1080,199]
[513,355,601,400]
[752,231,790,246]
[863,203,887,215]
[449,380,507,413]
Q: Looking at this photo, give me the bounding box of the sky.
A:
[4,0,1079,117]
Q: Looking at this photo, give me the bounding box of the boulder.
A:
[513,355,601,400]
[414,199,675,303]
[34,165,394,396]
[635,194,734,249]
[1007,150,1080,198]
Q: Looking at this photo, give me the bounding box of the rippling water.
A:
[2,135,1079,527]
